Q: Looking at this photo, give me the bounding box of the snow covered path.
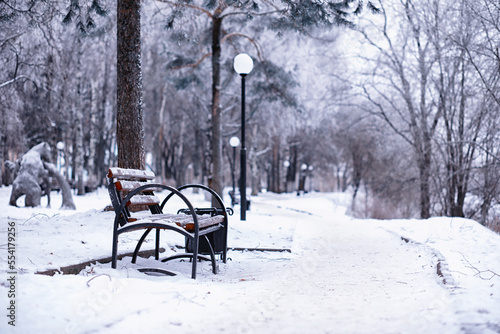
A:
[236,195,460,334]
[1,188,499,333]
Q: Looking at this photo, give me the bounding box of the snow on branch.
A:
[0,75,32,89]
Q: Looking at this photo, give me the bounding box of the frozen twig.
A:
[454,251,500,280]
[86,274,112,287]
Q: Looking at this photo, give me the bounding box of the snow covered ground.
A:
[0,186,499,334]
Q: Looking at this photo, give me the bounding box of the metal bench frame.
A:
[107,168,228,279]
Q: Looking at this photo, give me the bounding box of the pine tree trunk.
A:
[210,14,223,197]
[116,0,145,170]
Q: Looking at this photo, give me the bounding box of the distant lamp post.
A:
[229,136,240,206]
[233,53,254,221]
[56,141,65,175]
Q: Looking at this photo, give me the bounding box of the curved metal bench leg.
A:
[203,235,218,274]
[161,253,212,262]
[112,227,119,269]
[191,237,198,279]
[138,268,176,276]
[155,228,161,260]
[222,227,228,263]
[132,228,153,263]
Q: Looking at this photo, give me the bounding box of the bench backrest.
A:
[107,167,161,225]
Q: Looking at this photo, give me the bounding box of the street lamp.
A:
[233,53,254,221]
[229,136,240,206]
[56,141,65,175]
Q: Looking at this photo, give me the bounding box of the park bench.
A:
[106,167,229,279]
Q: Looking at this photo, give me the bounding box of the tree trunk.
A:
[457,57,467,210]
[96,60,110,186]
[419,137,432,219]
[75,106,85,195]
[87,79,98,188]
[116,0,145,170]
[0,133,5,186]
[44,162,76,210]
[210,14,224,197]
[288,144,298,192]
[174,120,186,186]
[193,129,204,185]
[75,38,85,195]
[269,136,280,193]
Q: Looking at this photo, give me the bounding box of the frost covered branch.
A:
[456,251,500,280]
[0,75,32,89]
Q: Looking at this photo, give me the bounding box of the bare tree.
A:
[353,0,499,222]
[356,0,441,218]
[424,0,499,219]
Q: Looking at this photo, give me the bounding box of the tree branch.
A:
[155,0,213,18]
[168,53,212,70]
[221,32,263,61]
[454,250,500,280]
[0,75,32,89]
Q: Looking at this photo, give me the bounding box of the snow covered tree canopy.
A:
[275,0,381,30]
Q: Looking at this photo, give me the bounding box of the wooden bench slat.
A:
[137,213,190,223]
[127,195,160,207]
[128,213,224,232]
[115,180,150,191]
[178,215,224,232]
[108,167,156,180]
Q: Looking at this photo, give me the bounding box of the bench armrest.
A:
[161,184,229,222]
[177,207,233,216]
[114,184,204,234]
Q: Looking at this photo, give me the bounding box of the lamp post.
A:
[229,136,240,206]
[233,53,253,221]
[56,141,65,175]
